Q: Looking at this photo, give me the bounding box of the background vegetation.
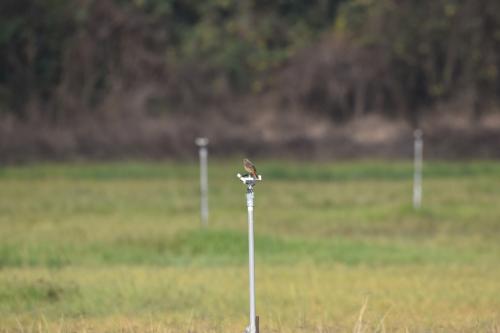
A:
[1,0,500,161]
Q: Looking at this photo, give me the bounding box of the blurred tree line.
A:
[0,0,499,126]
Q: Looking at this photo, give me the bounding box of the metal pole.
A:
[237,172,262,333]
[196,138,209,226]
[413,129,423,209]
[246,187,256,333]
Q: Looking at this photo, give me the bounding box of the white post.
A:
[195,138,209,226]
[247,190,256,333]
[237,173,262,333]
[413,129,423,209]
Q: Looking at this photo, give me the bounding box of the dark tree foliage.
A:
[0,0,499,125]
[336,0,500,124]
[0,0,75,118]
[0,0,348,120]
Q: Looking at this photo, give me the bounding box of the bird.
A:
[243,158,258,178]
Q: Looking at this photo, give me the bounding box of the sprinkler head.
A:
[237,173,262,187]
[195,137,209,147]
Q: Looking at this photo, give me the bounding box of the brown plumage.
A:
[243,158,258,178]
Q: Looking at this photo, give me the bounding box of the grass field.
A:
[0,160,499,332]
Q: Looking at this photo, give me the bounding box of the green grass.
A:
[0,160,499,332]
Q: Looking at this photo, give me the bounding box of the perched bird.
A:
[243,158,258,178]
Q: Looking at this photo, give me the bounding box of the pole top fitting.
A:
[195,137,209,147]
[237,173,262,187]
[414,129,423,139]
